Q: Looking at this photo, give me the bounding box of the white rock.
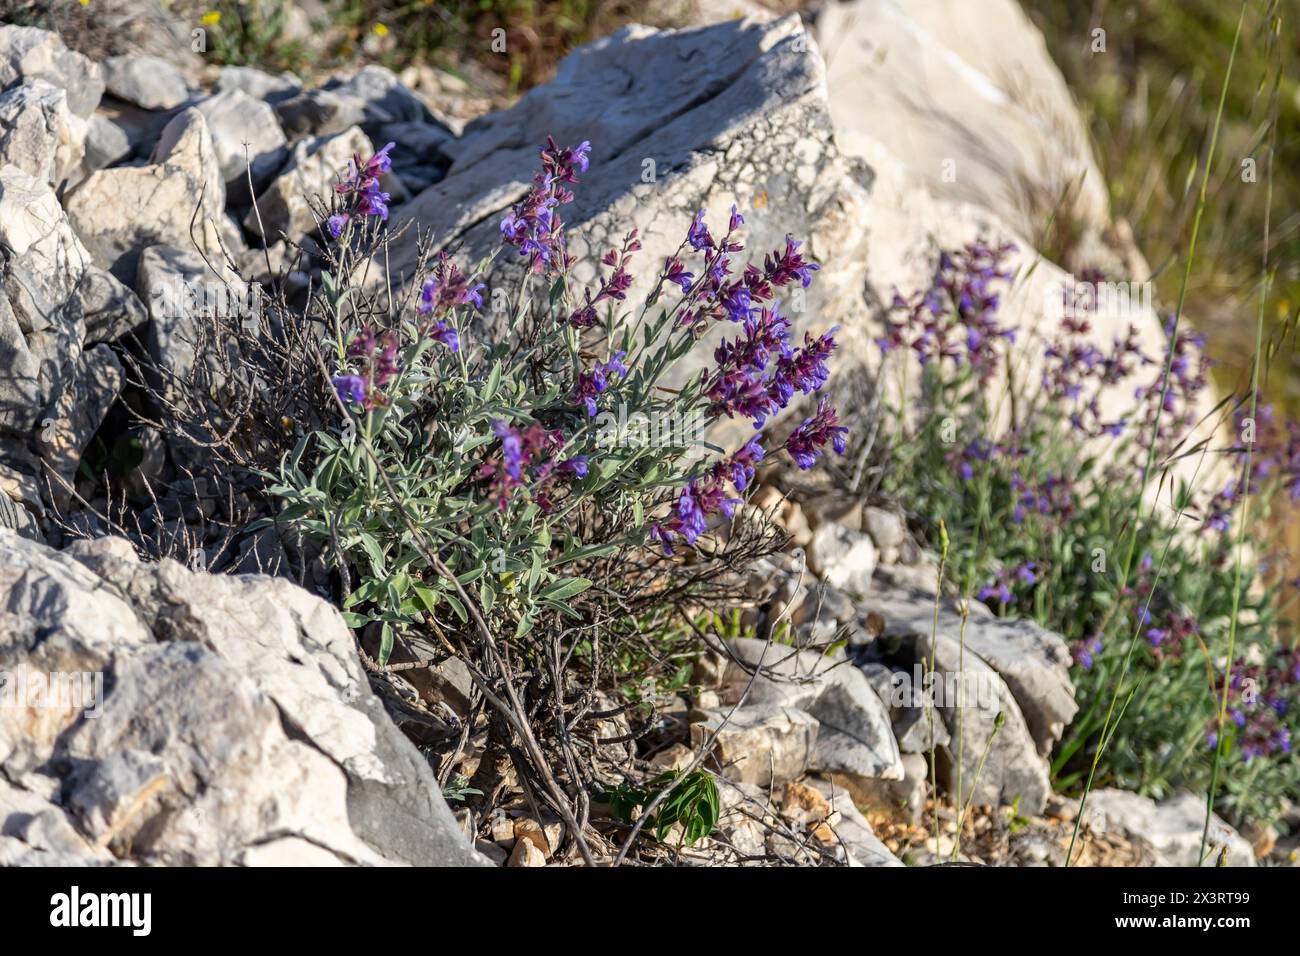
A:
[719,638,904,785]
[690,704,818,787]
[0,531,486,866]
[818,0,1109,242]
[274,64,439,139]
[195,88,289,205]
[65,108,235,283]
[79,113,132,179]
[0,166,142,484]
[862,505,906,553]
[0,25,104,118]
[102,55,190,111]
[35,343,122,498]
[808,522,877,596]
[908,628,1052,814]
[0,79,86,188]
[215,65,302,105]
[1085,790,1255,867]
[867,582,1076,757]
[806,777,904,866]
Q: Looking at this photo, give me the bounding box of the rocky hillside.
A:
[0,2,1286,867]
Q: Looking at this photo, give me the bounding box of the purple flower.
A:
[570,140,592,172]
[417,255,482,352]
[331,143,396,236]
[604,350,629,378]
[784,398,847,470]
[499,136,590,275]
[479,419,579,513]
[354,182,391,221]
[771,326,838,402]
[494,420,525,480]
[427,320,459,352]
[876,239,1017,382]
[335,328,401,410]
[651,476,739,553]
[676,484,708,543]
[572,352,628,417]
[725,437,765,491]
[763,235,820,288]
[688,210,714,251]
[977,582,1013,605]
[649,523,675,557]
[720,282,753,324]
[362,141,395,178]
[571,231,641,327]
[1073,632,1103,670]
[332,374,366,406]
[706,306,799,427]
[664,257,694,293]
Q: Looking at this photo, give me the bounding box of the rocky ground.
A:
[0,1,1291,866]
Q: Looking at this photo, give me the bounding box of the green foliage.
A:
[199,2,310,74]
[441,775,484,802]
[874,252,1299,829]
[605,769,721,846]
[333,0,677,90]
[257,255,722,665]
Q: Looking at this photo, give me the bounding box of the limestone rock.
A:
[1084,790,1255,868]
[690,704,818,787]
[65,108,234,284]
[808,522,877,596]
[0,531,485,866]
[805,777,904,867]
[102,55,190,111]
[215,65,303,106]
[378,120,452,193]
[0,166,142,481]
[790,580,855,628]
[867,583,1076,757]
[79,113,132,179]
[719,637,903,785]
[508,837,547,867]
[34,343,123,498]
[809,671,904,782]
[862,505,906,560]
[817,0,1109,244]
[275,64,442,140]
[195,88,289,205]
[0,25,104,119]
[0,467,43,540]
[904,628,1052,814]
[0,79,86,189]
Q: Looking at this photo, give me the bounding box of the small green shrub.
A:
[605,768,721,847]
[247,136,845,853]
[872,241,1299,827]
